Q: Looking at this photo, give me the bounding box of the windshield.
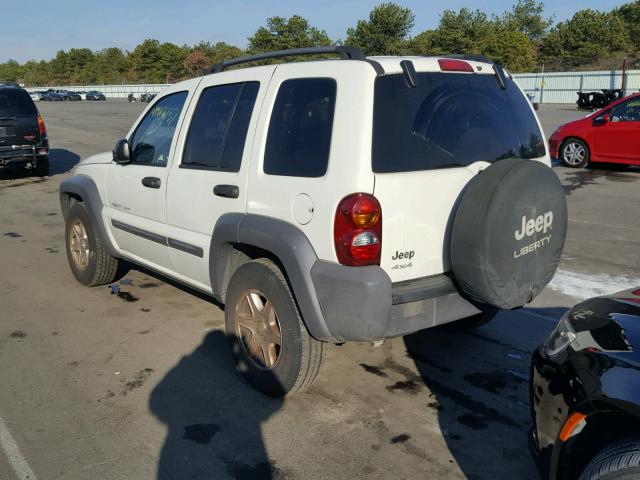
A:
[0,89,37,116]
[372,72,545,173]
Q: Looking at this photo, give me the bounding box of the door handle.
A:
[141,177,161,189]
[213,184,239,199]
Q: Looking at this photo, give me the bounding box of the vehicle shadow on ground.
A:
[0,148,79,181]
[150,330,283,480]
[403,307,565,480]
[49,148,81,175]
[555,162,640,196]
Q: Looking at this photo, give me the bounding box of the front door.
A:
[595,97,640,162]
[106,86,194,273]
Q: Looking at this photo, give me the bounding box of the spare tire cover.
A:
[451,159,567,309]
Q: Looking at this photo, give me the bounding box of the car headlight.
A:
[543,312,577,357]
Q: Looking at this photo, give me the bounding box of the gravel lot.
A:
[0,100,639,480]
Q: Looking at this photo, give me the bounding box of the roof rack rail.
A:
[209,46,366,74]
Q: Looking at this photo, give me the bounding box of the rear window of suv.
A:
[0,89,37,117]
[372,72,545,173]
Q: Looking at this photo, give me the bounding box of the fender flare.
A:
[210,213,333,341]
[59,175,120,258]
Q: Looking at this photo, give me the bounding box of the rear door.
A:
[372,68,548,282]
[166,68,274,291]
[0,89,40,147]
[594,97,640,162]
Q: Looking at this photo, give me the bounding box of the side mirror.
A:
[592,113,610,127]
[113,138,130,164]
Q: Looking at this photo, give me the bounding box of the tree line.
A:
[1,0,639,86]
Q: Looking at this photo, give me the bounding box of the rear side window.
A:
[264,78,336,177]
[0,89,37,116]
[182,82,259,171]
[372,73,546,173]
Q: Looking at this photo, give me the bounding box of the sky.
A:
[1,0,631,62]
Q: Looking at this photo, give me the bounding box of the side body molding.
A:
[210,213,333,341]
[59,175,120,258]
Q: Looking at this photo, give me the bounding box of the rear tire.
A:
[65,202,121,287]
[561,138,590,168]
[579,437,640,480]
[32,156,49,177]
[224,258,324,397]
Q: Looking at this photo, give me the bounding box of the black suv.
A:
[0,85,49,176]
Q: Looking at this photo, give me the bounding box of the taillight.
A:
[334,193,382,266]
[438,58,474,73]
[37,114,46,137]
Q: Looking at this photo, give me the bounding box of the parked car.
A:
[549,93,640,168]
[0,85,49,175]
[86,90,105,101]
[42,91,65,102]
[29,91,46,102]
[59,47,568,396]
[76,91,87,100]
[530,287,640,480]
[65,90,81,101]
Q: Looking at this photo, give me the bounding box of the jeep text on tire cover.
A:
[59,47,566,395]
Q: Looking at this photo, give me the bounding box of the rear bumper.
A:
[0,143,49,168]
[310,260,480,342]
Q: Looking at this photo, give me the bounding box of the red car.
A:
[549,93,640,167]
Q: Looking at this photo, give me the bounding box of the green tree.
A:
[94,48,129,84]
[501,0,553,42]
[248,15,332,53]
[0,60,22,82]
[129,39,162,83]
[346,3,414,55]
[426,8,492,55]
[158,42,188,82]
[615,1,640,47]
[543,9,630,67]
[193,41,243,64]
[482,29,536,72]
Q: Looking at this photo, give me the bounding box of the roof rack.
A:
[209,46,366,74]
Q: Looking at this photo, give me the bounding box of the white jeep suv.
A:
[59,46,567,396]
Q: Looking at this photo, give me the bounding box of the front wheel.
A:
[561,138,590,168]
[579,437,640,480]
[65,202,121,286]
[224,259,324,397]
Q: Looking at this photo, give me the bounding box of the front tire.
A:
[561,138,590,168]
[579,437,640,480]
[224,259,324,397]
[65,202,121,286]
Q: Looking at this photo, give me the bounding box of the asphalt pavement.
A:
[0,100,638,480]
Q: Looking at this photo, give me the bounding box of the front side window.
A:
[129,91,188,167]
[264,78,336,178]
[372,73,546,173]
[612,98,640,122]
[182,82,259,171]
